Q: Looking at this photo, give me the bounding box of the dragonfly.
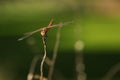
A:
[18,19,73,41]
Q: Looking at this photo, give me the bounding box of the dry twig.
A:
[27,54,52,80]
[27,55,40,80]
[102,63,120,80]
[40,37,47,80]
[48,22,62,80]
[33,74,48,80]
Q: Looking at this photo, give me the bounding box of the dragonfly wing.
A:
[18,34,32,41]
[18,21,73,41]
[24,27,43,35]
[50,21,73,28]
[18,28,42,41]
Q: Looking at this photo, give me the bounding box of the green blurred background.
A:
[0,0,120,80]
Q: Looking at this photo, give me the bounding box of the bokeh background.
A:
[0,0,120,80]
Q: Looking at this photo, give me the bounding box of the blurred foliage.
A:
[0,0,120,50]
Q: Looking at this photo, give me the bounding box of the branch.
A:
[102,63,120,80]
[48,23,62,80]
[27,54,52,80]
[40,37,47,80]
[33,74,48,80]
[27,55,40,80]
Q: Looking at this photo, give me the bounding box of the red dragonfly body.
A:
[40,19,53,36]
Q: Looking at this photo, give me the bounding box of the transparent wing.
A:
[18,33,32,41]
[50,21,73,28]
[18,27,43,41]
[18,21,73,41]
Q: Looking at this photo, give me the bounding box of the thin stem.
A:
[102,63,120,80]
[27,55,40,80]
[40,37,47,80]
[27,54,52,80]
[48,23,62,80]
[33,74,47,80]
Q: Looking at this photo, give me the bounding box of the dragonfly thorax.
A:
[40,28,49,36]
